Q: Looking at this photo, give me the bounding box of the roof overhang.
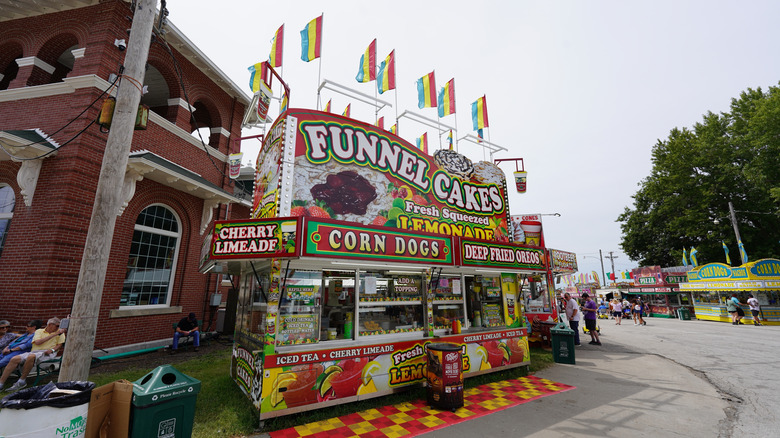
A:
[0,129,59,161]
[128,151,247,206]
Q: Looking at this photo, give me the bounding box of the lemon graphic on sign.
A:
[474,346,490,371]
[270,372,296,407]
[361,360,382,386]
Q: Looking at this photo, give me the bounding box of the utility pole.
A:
[59,0,158,381]
[598,249,606,288]
[604,252,619,284]
[728,201,742,243]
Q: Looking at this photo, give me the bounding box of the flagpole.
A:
[393,50,399,133]
[316,13,324,110]
[453,113,459,153]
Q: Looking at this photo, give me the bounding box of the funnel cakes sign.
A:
[253,109,512,243]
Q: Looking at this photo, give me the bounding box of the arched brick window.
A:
[122,204,181,307]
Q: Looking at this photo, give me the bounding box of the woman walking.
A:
[613,299,623,325]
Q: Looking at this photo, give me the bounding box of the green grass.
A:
[84,346,555,437]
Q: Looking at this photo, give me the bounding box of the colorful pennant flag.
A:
[377,50,395,94]
[690,247,699,267]
[722,241,731,265]
[355,39,376,83]
[247,61,269,93]
[376,116,384,129]
[416,71,437,109]
[471,95,489,130]
[269,24,284,68]
[477,128,484,143]
[591,271,600,286]
[342,104,351,118]
[300,15,323,62]
[682,248,689,266]
[390,124,397,135]
[416,132,428,154]
[324,99,331,113]
[447,130,453,150]
[437,78,456,117]
[738,240,748,264]
[280,93,288,113]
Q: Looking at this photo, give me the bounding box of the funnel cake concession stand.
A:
[202,109,562,420]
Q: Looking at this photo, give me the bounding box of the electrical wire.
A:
[0,72,122,161]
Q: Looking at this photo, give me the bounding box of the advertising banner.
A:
[261,109,511,242]
[209,218,299,259]
[257,329,528,413]
[510,214,546,247]
[303,218,454,265]
[460,238,546,271]
[252,117,286,219]
[550,249,578,273]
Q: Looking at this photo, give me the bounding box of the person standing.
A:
[613,299,623,325]
[581,293,602,345]
[747,294,762,326]
[564,293,581,346]
[725,294,739,324]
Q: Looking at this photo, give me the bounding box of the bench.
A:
[171,320,206,350]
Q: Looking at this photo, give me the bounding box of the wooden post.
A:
[59,0,158,381]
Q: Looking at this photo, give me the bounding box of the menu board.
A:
[277,313,319,345]
[482,303,504,327]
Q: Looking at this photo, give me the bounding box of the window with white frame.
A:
[121,205,181,306]
[0,185,14,257]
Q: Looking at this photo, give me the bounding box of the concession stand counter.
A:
[680,259,780,325]
[201,109,571,420]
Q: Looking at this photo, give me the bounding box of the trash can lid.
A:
[132,365,201,407]
[550,322,574,334]
[426,343,462,352]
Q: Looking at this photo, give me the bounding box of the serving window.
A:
[357,271,424,336]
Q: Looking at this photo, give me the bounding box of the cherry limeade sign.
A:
[254,109,512,242]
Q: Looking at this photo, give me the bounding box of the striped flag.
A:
[280,93,288,113]
[300,15,323,62]
[416,132,428,154]
[447,130,453,150]
[437,78,455,117]
[376,116,384,129]
[722,241,731,265]
[342,104,351,118]
[377,50,395,94]
[738,240,748,264]
[471,95,489,130]
[247,61,269,93]
[682,248,689,266]
[269,24,284,68]
[324,99,331,113]
[690,247,699,267]
[416,71,436,109]
[477,128,483,143]
[390,124,397,135]
[355,39,376,83]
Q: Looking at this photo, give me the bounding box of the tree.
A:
[619,85,780,267]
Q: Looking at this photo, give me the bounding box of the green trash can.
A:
[678,307,691,320]
[550,322,576,365]
[130,365,201,438]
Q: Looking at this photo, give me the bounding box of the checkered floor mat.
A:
[269,376,575,438]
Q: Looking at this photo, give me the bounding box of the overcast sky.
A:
[168,0,780,282]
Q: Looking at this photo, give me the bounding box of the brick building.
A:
[0,0,252,352]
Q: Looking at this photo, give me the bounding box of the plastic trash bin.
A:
[678,307,691,320]
[130,365,201,438]
[425,343,463,411]
[0,381,95,438]
[550,322,576,365]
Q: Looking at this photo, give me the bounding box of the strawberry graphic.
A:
[308,201,333,218]
[412,195,428,206]
[371,210,389,226]
[290,200,309,217]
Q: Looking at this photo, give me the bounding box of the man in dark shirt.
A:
[581,293,602,345]
[172,313,200,353]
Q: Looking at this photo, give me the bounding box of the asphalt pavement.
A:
[254,316,776,437]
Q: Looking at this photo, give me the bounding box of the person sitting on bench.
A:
[171,313,200,354]
[0,320,43,369]
[0,317,65,392]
